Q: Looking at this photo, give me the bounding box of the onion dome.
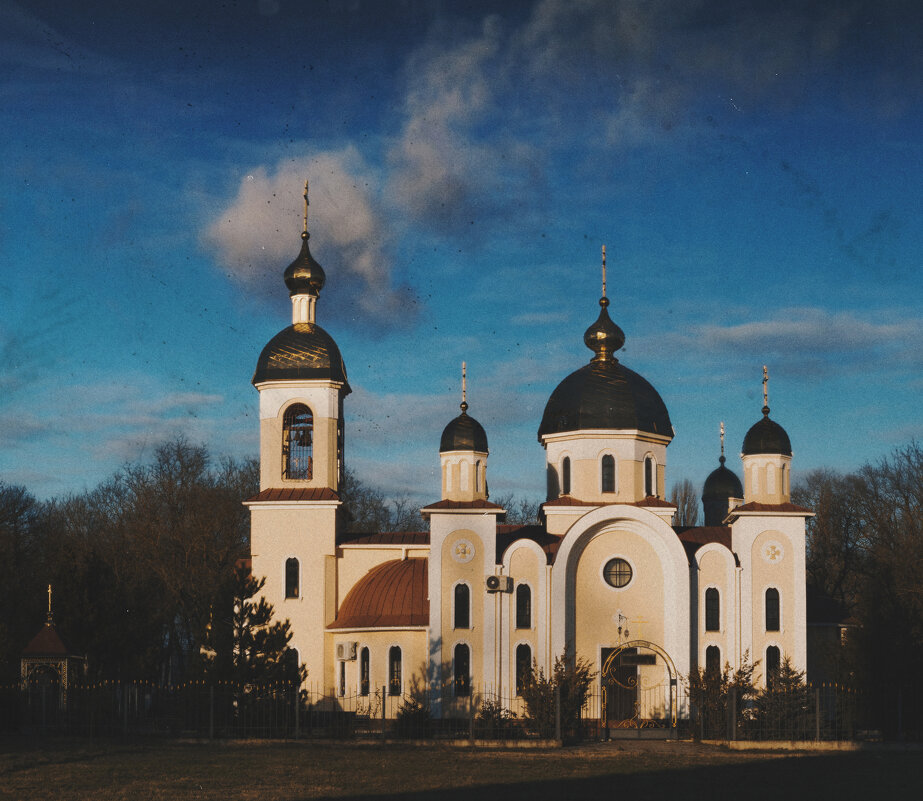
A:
[253,322,350,388]
[703,454,744,526]
[742,408,791,456]
[538,284,671,439]
[440,401,488,453]
[328,558,429,629]
[284,230,326,297]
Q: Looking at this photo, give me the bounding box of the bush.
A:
[475,696,519,739]
[520,650,595,739]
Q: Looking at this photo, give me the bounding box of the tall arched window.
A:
[562,457,571,495]
[705,588,720,632]
[359,647,370,697]
[454,583,470,629]
[388,646,402,696]
[765,588,780,631]
[601,454,615,493]
[338,660,346,697]
[475,460,482,493]
[285,557,299,599]
[766,645,781,688]
[282,404,313,479]
[516,644,532,695]
[454,643,470,697]
[705,645,721,676]
[644,456,655,497]
[516,584,532,629]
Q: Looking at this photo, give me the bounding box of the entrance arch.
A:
[601,639,678,731]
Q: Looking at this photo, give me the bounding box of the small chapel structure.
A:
[246,186,813,725]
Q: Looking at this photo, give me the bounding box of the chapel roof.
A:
[22,624,72,658]
[245,487,341,503]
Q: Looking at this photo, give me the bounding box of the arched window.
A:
[516,584,532,629]
[705,645,721,676]
[765,588,780,632]
[282,404,313,479]
[338,660,346,697]
[562,457,571,495]
[454,583,470,629]
[388,646,402,696]
[359,647,370,697]
[475,460,482,493]
[644,456,655,497]
[285,557,299,599]
[601,454,615,493]
[516,644,532,695]
[454,643,470,697]
[766,645,781,688]
[705,588,720,632]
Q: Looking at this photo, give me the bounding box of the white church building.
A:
[246,189,812,727]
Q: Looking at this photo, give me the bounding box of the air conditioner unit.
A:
[486,575,513,593]
[336,641,358,661]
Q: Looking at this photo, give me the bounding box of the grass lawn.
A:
[0,739,921,800]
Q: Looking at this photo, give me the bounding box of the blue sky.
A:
[1,0,921,505]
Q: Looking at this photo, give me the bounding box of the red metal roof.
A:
[421,499,505,511]
[731,501,813,514]
[245,487,341,503]
[630,496,677,508]
[328,558,429,629]
[542,496,676,509]
[22,624,71,657]
[496,524,562,564]
[338,531,430,546]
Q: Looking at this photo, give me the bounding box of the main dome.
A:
[440,410,488,453]
[742,411,791,456]
[252,322,350,388]
[538,359,672,438]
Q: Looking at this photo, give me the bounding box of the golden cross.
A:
[601,245,607,298]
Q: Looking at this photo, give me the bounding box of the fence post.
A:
[554,685,561,743]
[123,683,129,736]
[469,693,475,744]
[381,686,387,740]
[727,686,737,742]
[294,686,299,739]
[814,687,820,741]
[209,686,214,740]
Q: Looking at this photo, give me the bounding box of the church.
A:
[246,186,812,726]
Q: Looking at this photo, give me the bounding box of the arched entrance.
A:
[601,639,677,734]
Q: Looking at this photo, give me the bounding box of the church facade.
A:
[246,190,812,724]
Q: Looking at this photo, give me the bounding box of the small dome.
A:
[583,299,625,360]
[328,559,429,629]
[284,232,326,297]
[253,323,350,388]
[538,359,672,439]
[703,457,743,501]
[440,408,488,453]
[742,408,791,456]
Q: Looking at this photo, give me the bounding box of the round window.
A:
[603,558,633,588]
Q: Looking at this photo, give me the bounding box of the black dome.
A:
[703,459,743,501]
[253,323,350,388]
[742,411,791,456]
[538,359,672,439]
[440,412,488,453]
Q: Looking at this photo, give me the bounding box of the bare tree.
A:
[669,479,699,527]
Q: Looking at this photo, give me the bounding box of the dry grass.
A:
[0,738,920,800]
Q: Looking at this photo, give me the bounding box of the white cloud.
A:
[204,148,417,326]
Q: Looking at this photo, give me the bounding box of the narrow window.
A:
[705,588,720,632]
[475,460,482,493]
[388,646,402,696]
[546,464,559,499]
[516,644,532,696]
[562,457,571,495]
[285,557,299,599]
[359,647,370,697]
[338,660,346,697]
[454,584,470,629]
[765,588,780,632]
[516,584,531,629]
[282,404,313,479]
[454,643,470,697]
[705,645,721,676]
[644,456,655,497]
[601,454,615,493]
[766,646,781,688]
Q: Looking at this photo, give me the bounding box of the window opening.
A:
[454,643,470,697]
[705,587,720,632]
[360,647,370,697]
[516,584,532,629]
[282,404,313,479]
[454,584,470,629]
[603,558,632,588]
[601,454,615,493]
[765,588,780,632]
[516,644,532,696]
[562,457,571,495]
[388,647,402,696]
[285,557,299,599]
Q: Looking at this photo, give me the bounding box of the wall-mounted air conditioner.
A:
[336,641,358,661]
[486,575,513,593]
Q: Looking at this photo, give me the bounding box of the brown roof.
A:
[496,524,563,564]
[328,558,429,629]
[22,624,72,657]
[421,499,505,511]
[245,487,341,503]
[630,496,676,508]
[542,496,597,508]
[731,502,813,514]
[338,531,430,547]
[674,526,735,563]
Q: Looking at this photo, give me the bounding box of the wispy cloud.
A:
[203,149,419,329]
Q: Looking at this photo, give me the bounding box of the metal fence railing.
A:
[3,680,916,742]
